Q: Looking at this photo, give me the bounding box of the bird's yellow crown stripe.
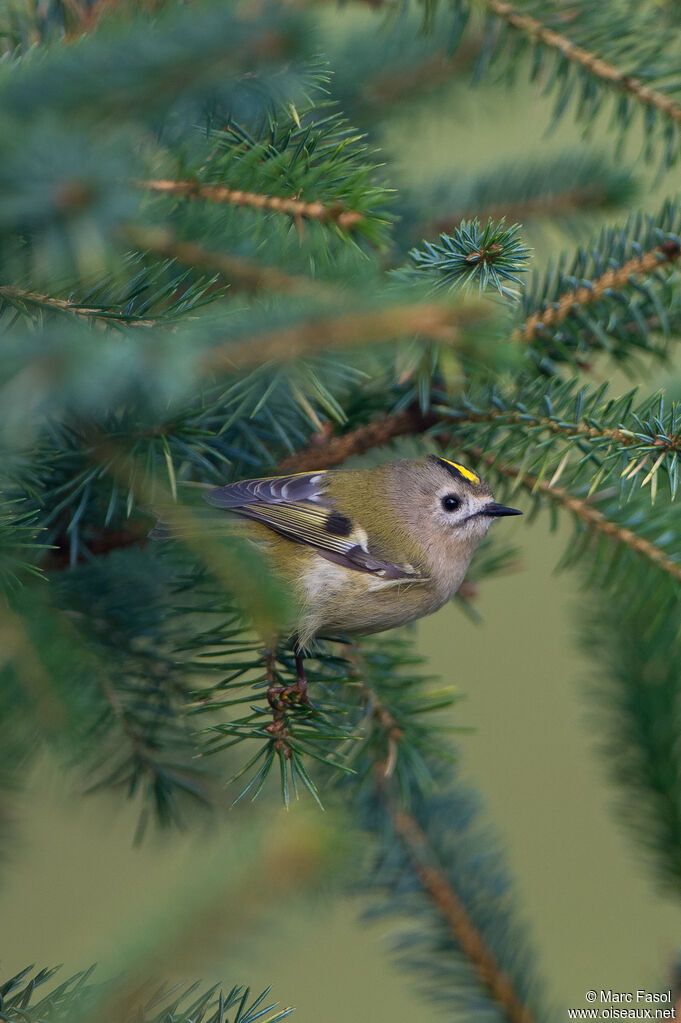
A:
[441,458,480,484]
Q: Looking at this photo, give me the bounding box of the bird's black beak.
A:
[484,502,523,517]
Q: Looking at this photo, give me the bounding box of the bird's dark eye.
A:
[441,494,461,513]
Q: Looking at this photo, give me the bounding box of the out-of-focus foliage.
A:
[0,966,293,1023]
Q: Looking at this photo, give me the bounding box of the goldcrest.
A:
[204,456,521,680]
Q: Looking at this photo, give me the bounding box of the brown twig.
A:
[203,301,486,374]
[365,39,480,105]
[45,522,149,569]
[0,222,334,334]
[347,644,404,778]
[387,804,538,1023]
[122,225,332,297]
[515,239,681,343]
[451,408,681,452]
[425,183,613,237]
[141,178,365,230]
[486,0,681,126]
[0,285,157,327]
[276,407,438,472]
[530,252,679,335]
[351,651,536,1023]
[354,0,681,126]
[276,402,681,478]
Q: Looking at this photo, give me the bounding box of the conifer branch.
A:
[428,184,620,235]
[100,674,156,765]
[204,302,485,372]
[454,407,681,454]
[366,49,471,105]
[0,285,157,327]
[405,218,531,299]
[468,448,681,583]
[352,653,538,1023]
[580,580,681,895]
[484,0,681,126]
[515,238,681,343]
[0,965,295,1023]
[277,402,681,475]
[348,651,404,779]
[387,803,537,1023]
[401,153,636,247]
[142,179,365,231]
[275,408,436,472]
[123,226,328,296]
[45,523,149,568]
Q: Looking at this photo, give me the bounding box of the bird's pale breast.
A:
[294,553,462,647]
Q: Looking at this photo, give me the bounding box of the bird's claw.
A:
[266,683,313,710]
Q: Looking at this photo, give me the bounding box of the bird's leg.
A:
[264,638,312,710]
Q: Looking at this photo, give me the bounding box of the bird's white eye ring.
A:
[441,494,461,512]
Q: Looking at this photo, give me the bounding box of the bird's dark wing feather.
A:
[204,472,425,581]
[205,472,328,508]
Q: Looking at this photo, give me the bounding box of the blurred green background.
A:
[3,9,681,1020]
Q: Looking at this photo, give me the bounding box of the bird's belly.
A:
[295,557,451,646]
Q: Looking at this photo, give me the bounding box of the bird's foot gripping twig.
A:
[266,683,311,709]
[266,642,311,706]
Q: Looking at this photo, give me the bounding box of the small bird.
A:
[203,455,521,700]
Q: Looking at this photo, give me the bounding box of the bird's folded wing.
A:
[204,472,427,582]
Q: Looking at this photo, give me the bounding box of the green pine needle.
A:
[407,218,532,299]
[0,966,294,1023]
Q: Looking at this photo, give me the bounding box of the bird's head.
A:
[384,455,522,578]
